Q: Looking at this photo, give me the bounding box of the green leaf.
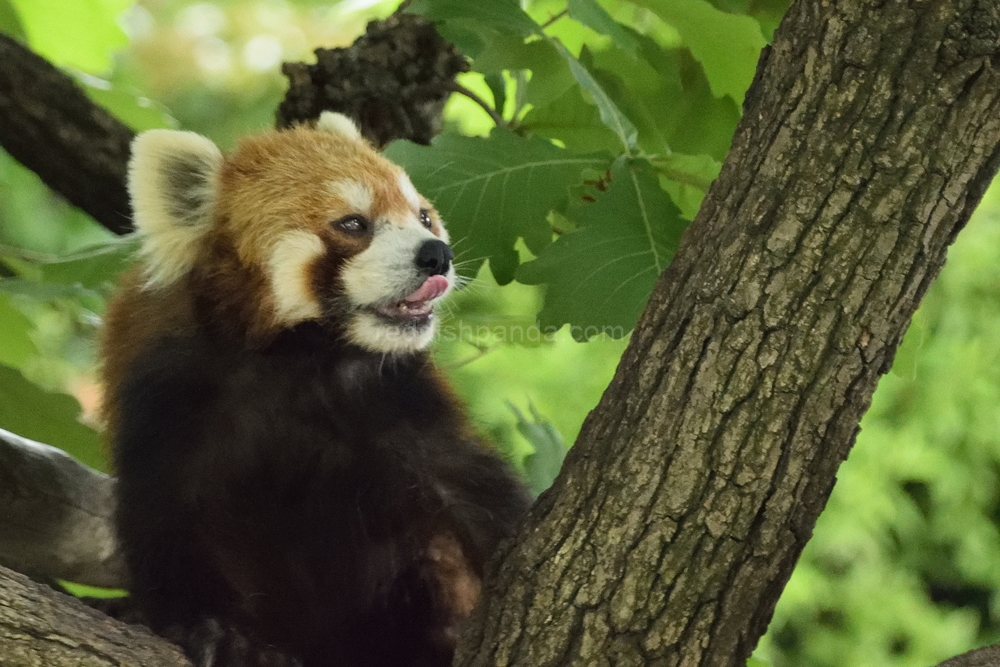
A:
[476,36,575,109]
[406,0,541,55]
[705,0,792,40]
[630,0,766,104]
[38,239,137,289]
[566,0,641,57]
[509,401,567,496]
[407,0,539,36]
[553,41,638,153]
[517,157,687,338]
[588,40,741,161]
[78,73,175,132]
[59,581,127,599]
[0,278,100,301]
[0,364,106,471]
[10,0,131,74]
[521,85,623,154]
[0,0,26,41]
[0,294,37,369]
[385,129,610,284]
[651,153,722,192]
[484,72,507,118]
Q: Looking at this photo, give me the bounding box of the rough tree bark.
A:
[0,34,134,235]
[0,566,188,666]
[0,428,123,589]
[1,1,1000,666]
[455,0,1000,665]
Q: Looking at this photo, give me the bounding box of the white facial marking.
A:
[398,173,421,212]
[316,111,363,142]
[129,129,222,287]
[268,231,325,324]
[342,225,435,305]
[346,312,437,354]
[330,180,373,216]
[341,222,454,354]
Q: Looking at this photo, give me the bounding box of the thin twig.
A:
[540,9,569,30]
[443,344,498,371]
[449,82,506,127]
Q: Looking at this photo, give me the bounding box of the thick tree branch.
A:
[456,0,1000,665]
[0,34,134,235]
[0,11,461,235]
[277,12,467,147]
[0,565,188,667]
[0,428,124,589]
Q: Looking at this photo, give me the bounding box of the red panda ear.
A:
[315,112,364,143]
[128,130,222,287]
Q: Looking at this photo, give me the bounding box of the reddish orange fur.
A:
[101,124,444,432]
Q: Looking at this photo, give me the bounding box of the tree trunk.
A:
[455,1,1000,665]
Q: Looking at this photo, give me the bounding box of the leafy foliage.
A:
[398,0,746,331]
[630,0,765,104]
[0,363,105,471]
[8,0,130,74]
[384,130,610,284]
[517,157,685,338]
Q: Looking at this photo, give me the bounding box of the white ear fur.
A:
[316,112,363,142]
[128,130,223,287]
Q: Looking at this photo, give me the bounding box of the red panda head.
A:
[128,112,453,354]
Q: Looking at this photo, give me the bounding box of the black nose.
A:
[415,239,454,276]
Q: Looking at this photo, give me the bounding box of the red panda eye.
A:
[335,215,369,236]
[419,209,432,230]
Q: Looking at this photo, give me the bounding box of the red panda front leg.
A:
[165,618,303,667]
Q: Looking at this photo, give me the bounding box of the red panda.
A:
[100,112,532,667]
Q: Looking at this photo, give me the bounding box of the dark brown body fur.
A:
[103,275,531,666]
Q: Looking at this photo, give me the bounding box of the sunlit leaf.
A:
[10,0,131,74]
[630,0,766,105]
[78,73,175,132]
[59,581,127,599]
[553,41,638,153]
[521,85,622,154]
[406,0,540,57]
[651,153,721,192]
[567,0,641,57]
[476,36,575,109]
[0,293,37,369]
[0,0,26,41]
[37,239,137,289]
[517,157,687,338]
[588,39,741,161]
[0,364,106,471]
[0,278,97,301]
[385,129,610,284]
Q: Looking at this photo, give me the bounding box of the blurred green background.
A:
[1,1,999,665]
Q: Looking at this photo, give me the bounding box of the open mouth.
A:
[372,275,450,324]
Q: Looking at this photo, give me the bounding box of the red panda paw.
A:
[170,618,303,667]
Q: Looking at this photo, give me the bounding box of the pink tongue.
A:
[404,275,450,304]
